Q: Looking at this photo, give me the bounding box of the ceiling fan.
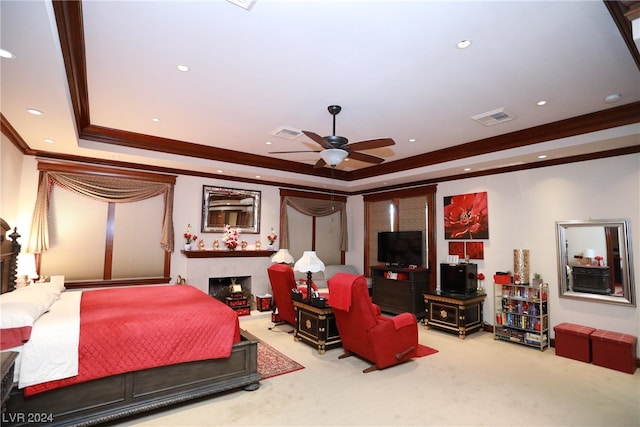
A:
[270,105,395,168]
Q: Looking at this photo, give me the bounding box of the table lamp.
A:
[293,251,325,301]
[271,248,294,265]
[583,248,595,265]
[17,252,38,286]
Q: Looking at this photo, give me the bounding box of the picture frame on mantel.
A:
[201,186,261,234]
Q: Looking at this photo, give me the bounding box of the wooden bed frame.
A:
[1,220,260,426]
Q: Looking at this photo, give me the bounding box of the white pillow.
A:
[0,283,63,349]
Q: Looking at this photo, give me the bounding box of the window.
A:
[279,189,347,265]
[27,162,175,288]
[363,185,437,287]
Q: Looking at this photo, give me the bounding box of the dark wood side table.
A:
[1,351,18,411]
[293,301,341,354]
[423,291,486,339]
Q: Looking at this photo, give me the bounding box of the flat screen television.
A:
[377,231,423,267]
[440,263,478,295]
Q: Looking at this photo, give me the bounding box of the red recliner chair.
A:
[267,263,317,326]
[328,272,418,373]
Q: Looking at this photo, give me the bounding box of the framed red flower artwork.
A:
[466,241,484,260]
[443,191,489,240]
[448,241,465,258]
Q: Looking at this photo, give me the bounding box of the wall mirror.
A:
[202,186,260,234]
[555,219,635,306]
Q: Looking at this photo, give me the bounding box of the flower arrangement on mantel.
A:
[183,224,197,249]
[223,224,240,250]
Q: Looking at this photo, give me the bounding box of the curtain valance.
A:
[280,196,348,251]
[27,171,174,253]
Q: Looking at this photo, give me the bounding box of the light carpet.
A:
[116,312,640,426]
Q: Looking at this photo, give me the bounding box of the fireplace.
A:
[209,276,253,308]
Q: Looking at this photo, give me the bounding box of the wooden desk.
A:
[293,301,341,354]
[423,292,486,339]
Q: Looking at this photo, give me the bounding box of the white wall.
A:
[170,174,282,296]
[1,136,38,242]
[434,154,640,348]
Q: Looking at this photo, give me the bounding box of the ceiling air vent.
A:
[271,126,302,139]
[470,107,516,126]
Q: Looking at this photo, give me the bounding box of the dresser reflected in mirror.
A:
[556,219,635,306]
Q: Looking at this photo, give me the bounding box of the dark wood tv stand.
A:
[371,266,429,319]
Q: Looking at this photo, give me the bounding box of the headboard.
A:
[1,219,21,294]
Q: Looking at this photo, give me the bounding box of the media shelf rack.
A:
[493,282,549,351]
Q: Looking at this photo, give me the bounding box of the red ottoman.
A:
[590,330,637,374]
[553,323,596,363]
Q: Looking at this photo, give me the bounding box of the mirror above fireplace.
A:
[202,186,260,234]
[555,219,635,306]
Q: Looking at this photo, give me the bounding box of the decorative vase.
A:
[255,240,261,250]
[241,240,248,250]
[268,244,275,251]
[213,239,220,250]
[184,243,191,251]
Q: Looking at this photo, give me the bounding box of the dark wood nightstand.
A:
[423,291,486,339]
[1,351,18,410]
[293,301,341,354]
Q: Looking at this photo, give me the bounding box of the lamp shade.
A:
[293,251,325,273]
[271,248,294,264]
[319,149,348,167]
[583,249,596,259]
[17,252,38,280]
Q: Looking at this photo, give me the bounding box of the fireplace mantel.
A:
[181,250,276,258]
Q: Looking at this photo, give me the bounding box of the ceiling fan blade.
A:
[268,150,322,154]
[347,151,386,164]
[313,158,327,168]
[347,138,395,151]
[302,131,332,149]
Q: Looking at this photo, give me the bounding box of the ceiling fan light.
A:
[319,148,348,167]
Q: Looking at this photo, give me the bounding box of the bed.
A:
[0,220,260,426]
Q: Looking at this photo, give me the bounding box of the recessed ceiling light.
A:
[457,39,471,49]
[152,117,160,122]
[536,100,548,106]
[464,168,471,172]
[408,138,416,143]
[255,175,261,179]
[604,93,622,103]
[43,138,55,144]
[27,108,43,115]
[538,155,547,159]
[177,64,189,72]
[265,141,272,145]
[0,48,16,59]
[216,169,224,174]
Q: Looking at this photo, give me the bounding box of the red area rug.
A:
[416,344,439,358]
[257,341,305,380]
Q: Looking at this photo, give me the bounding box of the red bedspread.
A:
[25,285,240,396]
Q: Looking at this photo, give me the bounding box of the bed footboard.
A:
[4,330,260,426]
